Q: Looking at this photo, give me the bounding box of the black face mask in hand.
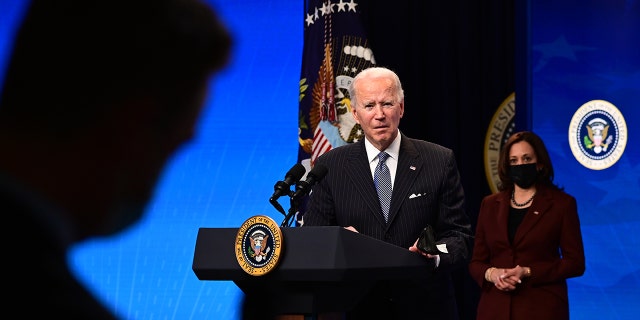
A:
[509,163,538,189]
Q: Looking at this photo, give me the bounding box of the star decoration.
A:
[532,35,595,72]
[305,0,360,27]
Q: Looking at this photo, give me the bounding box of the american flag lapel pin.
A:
[409,166,416,171]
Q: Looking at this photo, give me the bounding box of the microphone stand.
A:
[280,189,302,227]
[269,197,286,216]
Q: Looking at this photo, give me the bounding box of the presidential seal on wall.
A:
[484,92,516,193]
[235,215,283,276]
[569,100,627,170]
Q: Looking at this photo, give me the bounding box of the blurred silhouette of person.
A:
[1,0,232,318]
[301,67,473,320]
[468,131,585,320]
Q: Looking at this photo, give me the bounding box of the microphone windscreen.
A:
[286,163,306,181]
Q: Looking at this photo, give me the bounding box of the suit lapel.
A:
[496,192,511,243]
[388,136,422,223]
[344,141,387,224]
[513,187,552,245]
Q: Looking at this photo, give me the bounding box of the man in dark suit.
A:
[302,67,474,320]
[0,0,231,318]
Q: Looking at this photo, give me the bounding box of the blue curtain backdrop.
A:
[1,0,638,319]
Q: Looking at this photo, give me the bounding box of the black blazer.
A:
[302,133,473,319]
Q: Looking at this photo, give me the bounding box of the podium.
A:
[192,226,432,315]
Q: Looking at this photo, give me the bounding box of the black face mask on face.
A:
[508,163,538,189]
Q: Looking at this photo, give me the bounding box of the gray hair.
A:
[349,67,405,108]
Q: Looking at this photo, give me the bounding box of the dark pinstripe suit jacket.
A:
[302,133,473,319]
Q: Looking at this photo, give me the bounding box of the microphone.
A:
[292,164,328,200]
[269,163,306,202]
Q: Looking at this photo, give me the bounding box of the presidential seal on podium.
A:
[235,215,283,276]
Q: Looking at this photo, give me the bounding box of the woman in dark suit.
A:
[468,131,586,320]
[302,67,473,320]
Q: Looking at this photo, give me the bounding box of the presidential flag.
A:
[296,0,375,224]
